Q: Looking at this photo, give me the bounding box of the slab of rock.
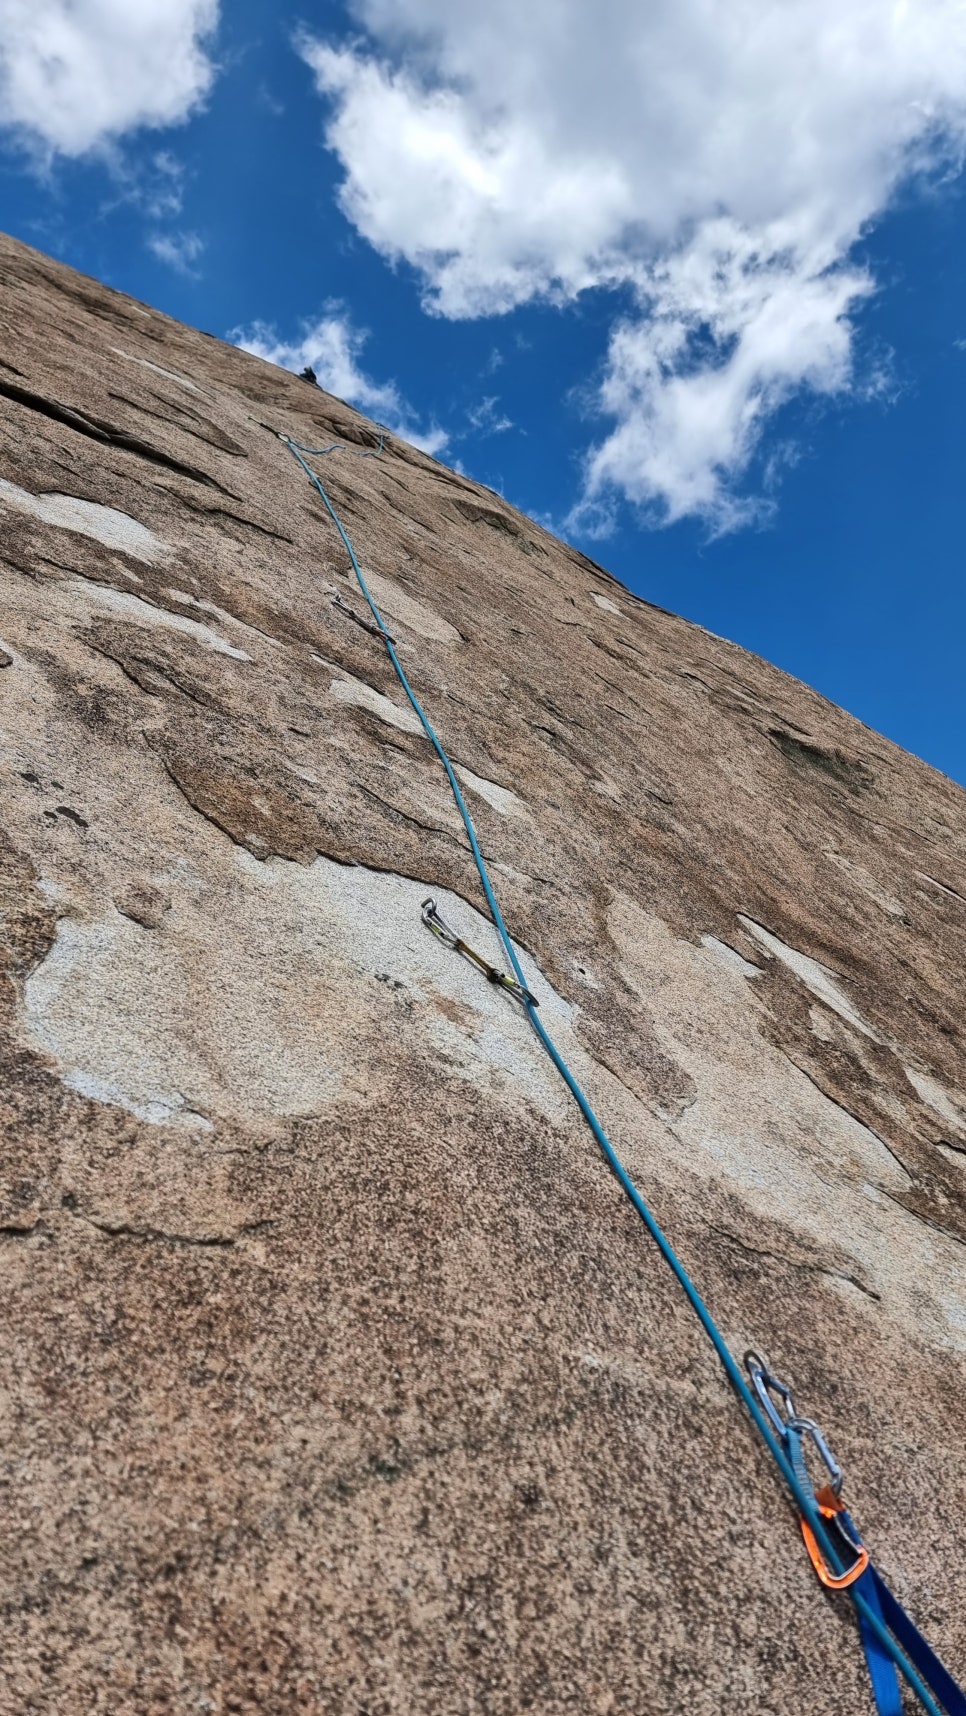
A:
[1,231,964,1713]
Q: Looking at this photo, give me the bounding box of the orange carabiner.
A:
[800,1487,870,1591]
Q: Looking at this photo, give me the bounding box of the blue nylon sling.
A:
[857,1561,966,1716]
[786,1425,966,1716]
[855,1571,905,1716]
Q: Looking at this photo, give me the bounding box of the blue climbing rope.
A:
[287,431,385,460]
[281,430,961,1716]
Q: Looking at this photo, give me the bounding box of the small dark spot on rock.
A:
[61,1191,78,1211]
[54,805,89,829]
[369,1450,404,1482]
[518,1481,541,1510]
[114,882,172,929]
[19,770,40,785]
[0,648,12,668]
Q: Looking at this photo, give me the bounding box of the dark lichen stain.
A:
[768,728,873,794]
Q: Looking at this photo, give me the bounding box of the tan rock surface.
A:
[0,231,964,1713]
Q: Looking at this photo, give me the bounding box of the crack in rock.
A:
[60,1204,271,1248]
[0,378,234,492]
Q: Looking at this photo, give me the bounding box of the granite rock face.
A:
[0,231,964,1714]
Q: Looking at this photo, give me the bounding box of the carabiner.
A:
[800,1491,870,1590]
[744,1350,798,1439]
[788,1415,843,1497]
[421,897,461,949]
[745,1353,844,1496]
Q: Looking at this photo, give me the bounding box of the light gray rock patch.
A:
[737,914,878,1039]
[700,935,762,978]
[904,1066,966,1134]
[606,892,965,1351]
[591,593,621,615]
[110,348,201,392]
[63,1069,212,1131]
[69,580,251,658]
[164,588,275,650]
[0,477,169,564]
[364,569,461,645]
[23,913,219,1131]
[455,764,525,818]
[329,672,424,735]
[19,855,579,1132]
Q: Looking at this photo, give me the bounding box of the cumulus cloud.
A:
[233,311,447,456]
[0,0,219,157]
[301,0,966,528]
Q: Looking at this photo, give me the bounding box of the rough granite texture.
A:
[0,231,964,1715]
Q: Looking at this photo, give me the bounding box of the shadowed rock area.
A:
[0,231,964,1713]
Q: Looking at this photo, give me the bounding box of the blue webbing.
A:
[787,1426,966,1715]
[282,431,959,1715]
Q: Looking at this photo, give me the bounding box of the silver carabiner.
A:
[744,1352,844,1496]
[421,897,460,948]
[745,1350,798,1439]
[788,1416,844,1496]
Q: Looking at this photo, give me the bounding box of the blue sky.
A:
[2,0,966,783]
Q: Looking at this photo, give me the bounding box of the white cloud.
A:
[300,1,966,529]
[0,0,219,157]
[148,230,204,275]
[232,311,448,456]
[467,395,513,435]
[140,151,187,219]
[576,219,872,531]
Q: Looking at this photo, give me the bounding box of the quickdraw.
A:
[421,896,539,1007]
[331,589,396,643]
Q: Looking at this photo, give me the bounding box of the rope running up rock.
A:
[280,427,963,1716]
